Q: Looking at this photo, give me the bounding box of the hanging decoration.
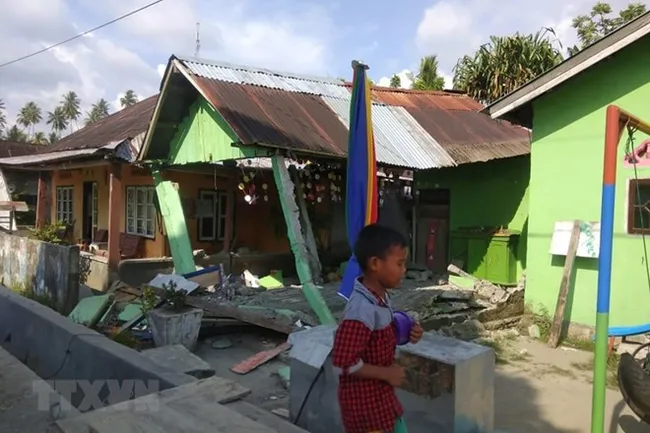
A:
[378,169,414,205]
[296,161,344,204]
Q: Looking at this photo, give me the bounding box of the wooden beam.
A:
[548,220,581,348]
[35,172,48,229]
[288,165,322,283]
[151,168,196,275]
[107,164,123,270]
[271,155,334,325]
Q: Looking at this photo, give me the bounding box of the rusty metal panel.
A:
[194,78,348,157]
[371,88,483,111]
[405,107,530,163]
[46,95,158,153]
[321,96,455,169]
[178,56,351,98]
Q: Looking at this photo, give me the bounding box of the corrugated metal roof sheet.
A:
[45,94,158,153]
[193,77,348,157]
[321,96,455,169]
[403,107,530,164]
[0,141,42,158]
[0,148,100,166]
[371,87,484,111]
[177,55,351,99]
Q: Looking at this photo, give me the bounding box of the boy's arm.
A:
[332,320,391,382]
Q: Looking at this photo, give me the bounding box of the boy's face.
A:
[367,245,408,289]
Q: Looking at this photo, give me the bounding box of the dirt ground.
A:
[195,328,650,433]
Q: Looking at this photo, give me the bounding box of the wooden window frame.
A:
[627,178,650,234]
[56,186,74,224]
[197,189,227,242]
[125,185,156,239]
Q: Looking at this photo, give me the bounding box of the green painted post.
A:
[271,155,335,325]
[151,168,196,275]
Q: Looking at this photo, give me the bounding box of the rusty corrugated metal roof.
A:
[172,55,530,166]
[179,55,350,98]
[321,96,455,169]
[404,107,530,164]
[371,87,484,111]
[45,94,158,153]
[0,141,42,158]
[193,77,348,157]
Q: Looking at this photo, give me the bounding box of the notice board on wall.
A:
[549,220,600,259]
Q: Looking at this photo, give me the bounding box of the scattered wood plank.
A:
[185,297,296,335]
[87,294,115,329]
[548,220,581,348]
[230,342,292,375]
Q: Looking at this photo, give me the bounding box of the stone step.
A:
[226,400,309,433]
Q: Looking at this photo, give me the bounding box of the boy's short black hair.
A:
[354,223,408,271]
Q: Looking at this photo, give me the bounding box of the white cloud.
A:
[411,0,636,86]
[378,69,414,89]
[0,0,334,137]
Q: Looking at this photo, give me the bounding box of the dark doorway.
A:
[415,189,450,274]
[82,181,98,241]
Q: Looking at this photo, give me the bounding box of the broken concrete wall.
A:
[0,285,194,411]
[0,232,79,314]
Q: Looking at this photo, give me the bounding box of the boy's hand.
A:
[409,323,423,344]
[384,364,405,387]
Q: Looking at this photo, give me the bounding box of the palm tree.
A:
[17,101,42,137]
[412,56,445,91]
[48,132,59,145]
[84,99,110,125]
[60,91,81,133]
[6,125,27,142]
[32,132,48,145]
[47,106,69,136]
[453,30,563,104]
[120,90,138,108]
[389,75,401,88]
[0,99,6,136]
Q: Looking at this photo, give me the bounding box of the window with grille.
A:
[125,186,156,238]
[56,186,73,223]
[628,179,650,234]
[197,190,227,241]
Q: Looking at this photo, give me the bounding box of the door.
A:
[415,189,450,274]
[82,181,98,241]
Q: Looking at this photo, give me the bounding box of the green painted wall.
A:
[168,97,260,164]
[528,35,650,327]
[417,155,530,277]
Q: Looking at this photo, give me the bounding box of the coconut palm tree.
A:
[32,132,48,145]
[389,75,401,88]
[84,98,110,125]
[6,125,27,142]
[48,132,59,145]
[120,90,138,108]
[17,101,42,137]
[453,30,563,104]
[60,91,81,133]
[47,106,69,136]
[412,56,445,91]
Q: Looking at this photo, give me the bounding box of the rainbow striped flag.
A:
[339,61,378,300]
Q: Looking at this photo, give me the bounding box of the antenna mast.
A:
[195,22,201,57]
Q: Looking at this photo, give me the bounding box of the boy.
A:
[332,224,423,433]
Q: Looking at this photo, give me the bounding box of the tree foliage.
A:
[452,30,563,104]
[412,56,445,91]
[569,2,646,54]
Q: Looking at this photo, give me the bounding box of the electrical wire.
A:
[0,0,165,69]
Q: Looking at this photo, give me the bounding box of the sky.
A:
[0,0,637,132]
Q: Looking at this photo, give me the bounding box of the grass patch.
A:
[9,279,54,309]
[475,337,514,365]
[570,352,620,389]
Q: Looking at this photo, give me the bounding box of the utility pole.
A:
[195,22,201,57]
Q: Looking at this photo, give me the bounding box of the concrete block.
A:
[288,325,495,433]
[141,344,214,379]
[149,307,203,352]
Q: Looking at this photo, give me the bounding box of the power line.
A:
[0,0,166,69]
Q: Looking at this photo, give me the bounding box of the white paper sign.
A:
[549,221,600,259]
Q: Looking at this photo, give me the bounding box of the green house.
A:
[487,12,650,329]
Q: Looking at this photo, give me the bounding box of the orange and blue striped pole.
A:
[591,105,623,433]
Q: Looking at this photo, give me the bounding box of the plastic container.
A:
[393,310,415,346]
